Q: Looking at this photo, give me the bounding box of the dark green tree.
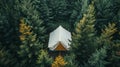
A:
[18,18,43,67]
[96,23,118,67]
[17,0,46,48]
[34,0,75,32]
[64,54,78,67]
[0,1,20,66]
[109,40,120,67]
[37,49,53,67]
[94,0,116,35]
[71,1,97,65]
[88,46,108,67]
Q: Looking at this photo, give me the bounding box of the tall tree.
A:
[64,54,78,67]
[94,0,116,35]
[37,49,53,67]
[0,1,21,66]
[71,1,97,65]
[52,55,67,67]
[34,0,74,32]
[18,18,43,67]
[18,0,46,48]
[88,46,108,67]
[96,23,118,67]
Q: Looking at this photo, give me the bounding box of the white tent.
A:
[48,26,72,51]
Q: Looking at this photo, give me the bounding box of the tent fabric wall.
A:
[48,26,71,51]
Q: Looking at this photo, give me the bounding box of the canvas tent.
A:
[48,26,71,51]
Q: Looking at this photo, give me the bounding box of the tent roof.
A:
[48,26,71,51]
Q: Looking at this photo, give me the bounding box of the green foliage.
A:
[81,0,89,14]
[71,1,97,64]
[101,23,117,39]
[0,45,9,67]
[37,50,53,67]
[107,40,120,67]
[0,0,120,67]
[64,54,78,67]
[96,23,117,48]
[88,46,108,67]
[95,23,118,67]
[18,18,43,67]
[95,0,114,19]
[34,0,77,31]
[0,1,20,66]
[94,0,116,34]
[18,0,46,47]
[0,43,19,67]
[0,0,20,49]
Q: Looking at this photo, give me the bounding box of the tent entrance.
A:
[55,42,66,51]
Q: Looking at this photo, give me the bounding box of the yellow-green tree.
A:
[37,50,53,67]
[18,18,42,67]
[17,0,47,48]
[89,23,117,67]
[100,23,120,67]
[52,55,67,67]
[71,1,97,64]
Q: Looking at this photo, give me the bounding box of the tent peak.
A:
[58,25,67,31]
[58,25,63,28]
[48,25,72,51]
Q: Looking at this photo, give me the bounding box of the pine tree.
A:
[112,0,120,23]
[96,23,117,48]
[0,42,18,67]
[68,0,90,32]
[64,54,78,67]
[95,0,114,19]
[94,0,115,34]
[71,1,97,64]
[0,1,20,66]
[80,0,89,14]
[109,40,120,67]
[18,18,42,67]
[34,0,72,31]
[96,23,118,67]
[0,43,9,67]
[52,55,67,67]
[18,0,46,48]
[104,23,120,67]
[88,46,108,67]
[37,49,53,67]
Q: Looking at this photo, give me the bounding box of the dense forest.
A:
[0,0,120,67]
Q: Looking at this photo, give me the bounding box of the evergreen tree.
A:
[96,23,118,67]
[0,1,20,66]
[112,0,120,23]
[34,0,74,31]
[0,43,9,67]
[114,1,120,34]
[109,40,120,67]
[0,42,18,67]
[0,0,20,47]
[88,46,108,67]
[71,1,97,65]
[52,55,67,67]
[96,23,117,48]
[18,0,46,48]
[18,18,42,67]
[95,0,114,20]
[37,49,53,67]
[94,0,116,34]
[64,54,78,67]
[74,0,90,20]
